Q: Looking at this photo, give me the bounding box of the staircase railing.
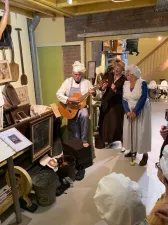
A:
[137,38,168,81]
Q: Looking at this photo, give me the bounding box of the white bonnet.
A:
[94,173,146,225]
[160,145,168,180]
[72,61,86,73]
[125,64,141,79]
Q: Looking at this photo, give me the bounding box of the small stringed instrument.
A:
[58,85,99,119]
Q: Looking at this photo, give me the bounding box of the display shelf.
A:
[0,194,13,215]
[0,110,54,218]
[0,147,29,168]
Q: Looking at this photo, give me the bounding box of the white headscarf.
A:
[160,145,168,180]
[94,173,146,225]
[72,61,86,73]
[126,64,141,79]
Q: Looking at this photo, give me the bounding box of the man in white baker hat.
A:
[56,61,95,147]
[94,173,149,225]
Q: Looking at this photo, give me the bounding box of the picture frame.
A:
[30,115,53,161]
[0,106,3,130]
[165,109,168,121]
[88,61,96,79]
[0,60,12,84]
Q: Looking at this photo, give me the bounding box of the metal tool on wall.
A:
[15,28,28,85]
[10,37,19,82]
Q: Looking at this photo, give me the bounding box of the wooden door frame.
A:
[85,31,168,67]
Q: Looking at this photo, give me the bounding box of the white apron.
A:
[123,79,151,154]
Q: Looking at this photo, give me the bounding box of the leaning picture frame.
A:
[88,61,96,79]
[30,114,53,161]
[0,60,12,84]
[0,106,3,130]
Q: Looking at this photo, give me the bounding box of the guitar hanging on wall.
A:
[58,86,99,119]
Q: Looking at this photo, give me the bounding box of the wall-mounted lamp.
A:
[67,0,72,4]
[158,36,162,41]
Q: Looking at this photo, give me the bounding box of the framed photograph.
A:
[0,60,12,84]
[88,61,96,79]
[30,115,53,161]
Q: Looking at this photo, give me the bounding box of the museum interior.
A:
[0,0,168,225]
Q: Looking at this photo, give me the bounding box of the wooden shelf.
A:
[0,110,54,216]
[0,147,30,168]
[0,195,13,215]
[0,149,30,215]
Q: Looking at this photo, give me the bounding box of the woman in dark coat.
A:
[98,59,126,147]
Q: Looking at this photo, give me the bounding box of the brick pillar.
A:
[62,45,81,79]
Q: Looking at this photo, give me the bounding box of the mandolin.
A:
[58,85,99,119]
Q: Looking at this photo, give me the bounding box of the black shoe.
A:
[75,166,85,181]
[56,183,70,196]
[124,152,137,158]
[139,153,148,166]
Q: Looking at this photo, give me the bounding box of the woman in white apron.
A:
[122,65,151,166]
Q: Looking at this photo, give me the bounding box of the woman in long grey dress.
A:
[122,65,151,166]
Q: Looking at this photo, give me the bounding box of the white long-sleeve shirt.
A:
[56,77,93,104]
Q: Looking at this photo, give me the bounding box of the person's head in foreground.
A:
[72,61,86,83]
[94,173,148,225]
[147,145,168,224]
[157,145,168,188]
[125,64,141,82]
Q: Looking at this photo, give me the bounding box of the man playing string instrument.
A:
[56,61,95,148]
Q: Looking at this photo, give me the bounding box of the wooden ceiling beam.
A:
[0,0,158,18]
[56,0,111,8]
[29,0,74,16]
[7,0,73,17]
[62,0,157,15]
[0,1,32,17]
[28,0,72,17]
[10,0,54,17]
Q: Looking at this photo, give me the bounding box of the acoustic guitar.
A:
[58,85,100,119]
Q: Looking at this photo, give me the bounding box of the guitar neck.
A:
[79,92,90,102]
[78,85,99,102]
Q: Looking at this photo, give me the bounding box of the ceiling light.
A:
[67,0,72,4]
[112,0,133,2]
[158,36,162,41]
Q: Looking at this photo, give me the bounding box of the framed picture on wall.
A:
[88,61,96,79]
[30,115,53,161]
[0,60,12,84]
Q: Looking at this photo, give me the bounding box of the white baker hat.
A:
[72,61,86,73]
[125,64,141,79]
[94,173,146,225]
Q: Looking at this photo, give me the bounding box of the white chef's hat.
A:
[125,64,141,79]
[94,173,146,225]
[72,61,86,73]
[160,145,168,181]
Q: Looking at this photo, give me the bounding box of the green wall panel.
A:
[37,46,64,106]
[37,46,68,140]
